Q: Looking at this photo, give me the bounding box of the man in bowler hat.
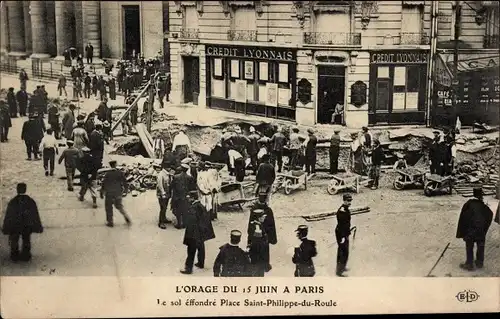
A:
[292,225,317,277]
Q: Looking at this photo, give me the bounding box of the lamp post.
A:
[451,1,461,129]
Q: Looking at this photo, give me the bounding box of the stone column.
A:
[1,4,10,57]
[23,1,32,55]
[74,1,84,53]
[54,1,73,60]
[30,1,51,59]
[82,1,102,63]
[7,1,27,58]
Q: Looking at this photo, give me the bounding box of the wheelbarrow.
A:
[276,170,308,195]
[327,173,360,195]
[393,167,426,190]
[424,174,455,196]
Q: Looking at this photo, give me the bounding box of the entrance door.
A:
[317,66,345,124]
[123,5,141,59]
[183,56,200,104]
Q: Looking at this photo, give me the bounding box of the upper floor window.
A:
[401,4,424,44]
[183,6,199,29]
[228,7,257,41]
[484,6,499,48]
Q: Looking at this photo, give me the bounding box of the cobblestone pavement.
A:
[0,75,499,278]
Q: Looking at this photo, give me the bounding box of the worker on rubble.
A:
[370,140,384,190]
[270,126,287,173]
[155,162,173,229]
[100,160,132,228]
[221,127,235,174]
[228,148,245,182]
[153,132,166,160]
[231,126,250,157]
[255,154,275,205]
[257,137,270,167]
[247,126,261,175]
[303,128,318,176]
[172,128,191,162]
[429,130,444,176]
[289,127,303,171]
[162,141,177,171]
[444,137,457,176]
[329,129,341,174]
[335,193,353,277]
[171,159,195,229]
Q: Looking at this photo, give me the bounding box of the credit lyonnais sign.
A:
[206,45,296,62]
[370,51,428,64]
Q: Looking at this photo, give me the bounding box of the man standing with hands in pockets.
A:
[336,193,353,277]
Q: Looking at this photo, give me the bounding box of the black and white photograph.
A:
[0,0,499,317]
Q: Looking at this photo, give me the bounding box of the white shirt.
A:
[451,144,457,158]
[153,138,165,156]
[172,132,191,151]
[257,147,268,159]
[228,149,242,168]
[39,134,58,151]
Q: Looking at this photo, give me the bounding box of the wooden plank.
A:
[136,123,155,158]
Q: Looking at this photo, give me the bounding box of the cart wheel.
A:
[327,180,339,195]
[424,181,438,197]
[393,176,405,190]
[284,180,293,195]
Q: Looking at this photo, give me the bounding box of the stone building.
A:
[168,1,435,128]
[432,0,499,126]
[0,1,169,63]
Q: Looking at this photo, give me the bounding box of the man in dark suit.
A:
[89,124,105,168]
[16,88,29,117]
[100,160,132,227]
[180,191,216,274]
[248,196,277,273]
[292,225,317,277]
[336,193,353,277]
[21,114,44,160]
[78,147,99,208]
[2,183,43,262]
[456,187,493,271]
[85,43,94,64]
[0,101,12,142]
[304,128,318,175]
[255,154,276,205]
[213,230,251,277]
[171,160,195,229]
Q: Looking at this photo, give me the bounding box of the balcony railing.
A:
[484,34,500,49]
[227,30,258,42]
[303,32,361,45]
[179,28,200,40]
[399,32,430,45]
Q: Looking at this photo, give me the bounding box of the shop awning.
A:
[445,55,499,74]
[434,54,453,87]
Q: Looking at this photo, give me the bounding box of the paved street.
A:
[0,75,499,278]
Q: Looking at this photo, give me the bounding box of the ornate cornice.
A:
[174,1,203,17]
[219,1,268,17]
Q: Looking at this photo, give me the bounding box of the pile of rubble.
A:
[140,111,177,125]
[96,161,157,197]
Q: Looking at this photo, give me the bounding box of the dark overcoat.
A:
[247,203,277,245]
[292,238,317,277]
[456,198,493,240]
[213,243,251,277]
[2,195,43,235]
[183,201,216,246]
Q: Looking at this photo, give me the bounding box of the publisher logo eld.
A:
[455,290,480,303]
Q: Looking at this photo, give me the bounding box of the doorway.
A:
[122,5,141,60]
[317,65,345,124]
[183,56,200,104]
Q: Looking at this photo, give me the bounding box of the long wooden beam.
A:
[110,81,151,133]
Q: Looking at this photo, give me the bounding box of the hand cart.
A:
[424,174,455,196]
[327,173,360,195]
[276,170,308,195]
[218,182,254,211]
[393,167,426,190]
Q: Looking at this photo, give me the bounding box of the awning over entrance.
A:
[444,55,500,75]
[434,54,453,87]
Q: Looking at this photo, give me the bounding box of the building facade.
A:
[0,1,169,63]
[168,0,434,128]
[432,0,499,126]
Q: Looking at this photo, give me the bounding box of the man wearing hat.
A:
[7,87,17,118]
[196,161,222,221]
[0,100,12,143]
[58,139,79,191]
[180,191,216,274]
[155,162,173,229]
[361,126,372,149]
[370,139,384,190]
[47,104,61,139]
[39,128,59,176]
[83,72,92,99]
[100,160,132,227]
[77,147,99,208]
[456,187,493,271]
[269,126,287,173]
[89,123,105,168]
[336,193,353,276]
[97,96,110,123]
[16,87,29,117]
[429,130,443,175]
[247,126,261,174]
[247,199,277,275]
[292,225,317,277]
[303,128,318,175]
[62,104,76,140]
[288,127,303,170]
[21,114,44,160]
[171,158,196,229]
[172,128,192,162]
[71,119,89,151]
[329,129,341,174]
[213,230,251,277]
[255,153,276,205]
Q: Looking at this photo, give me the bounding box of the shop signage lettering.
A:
[206,45,296,61]
[370,52,428,64]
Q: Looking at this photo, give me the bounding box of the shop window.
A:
[392,66,420,111]
[377,66,389,78]
[211,58,226,98]
[228,59,241,99]
[376,80,390,111]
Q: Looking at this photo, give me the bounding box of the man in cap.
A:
[228,147,245,182]
[47,104,61,139]
[370,139,384,190]
[100,160,132,227]
[62,104,76,139]
[269,126,287,173]
[292,225,317,277]
[155,162,173,229]
[255,154,276,205]
[361,126,372,149]
[78,147,99,208]
[444,136,457,176]
[456,187,493,271]
[247,126,261,174]
[89,123,105,169]
[58,139,79,191]
[21,114,44,160]
[16,88,29,117]
[2,183,43,262]
[213,230,251,277]
[83,72,92,99]
[153,132,166,160]
[39,128,59,176]
[180,191,216,274]
[329,129,341,174]
[172,128,191,162]
[288,127,303,170]
[303,128,318,175]
[336,193,353,276]
[171,159,196,229]
[71,119,89,151]
[429,130,442,175]
[247,198,277,274]
[0,101,12,142]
